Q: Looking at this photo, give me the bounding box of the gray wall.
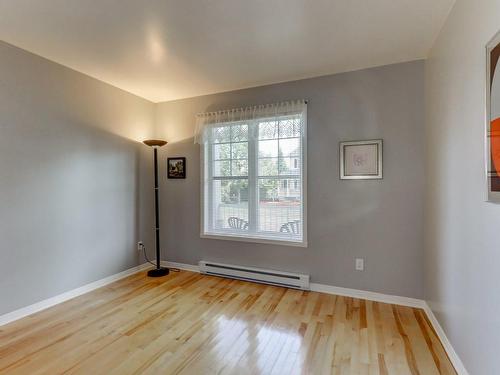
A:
[0,41,155,315]
[425,0,500,374]
[155,60,425,298]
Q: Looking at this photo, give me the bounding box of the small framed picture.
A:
[340,140,383,180]
[167,157,186,179]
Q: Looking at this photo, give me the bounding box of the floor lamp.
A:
[143,139,169,277]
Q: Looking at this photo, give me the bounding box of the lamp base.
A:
[147,267,169,277]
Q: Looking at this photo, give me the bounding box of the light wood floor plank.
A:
[0,270,457,375]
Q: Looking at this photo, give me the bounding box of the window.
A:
[197,100,307,246]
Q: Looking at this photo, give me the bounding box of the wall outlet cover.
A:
[355,258,364,271]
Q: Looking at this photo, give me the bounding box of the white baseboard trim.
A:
[309,282,425,308]
[0,262,151,327]
[422,302,469,375]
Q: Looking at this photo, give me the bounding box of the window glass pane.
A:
[258,178,302,235]
[258,157,279,176]
[279,138,300,157]
[212,126,231,143]
[231,160,248,176]
[278,138,300,175]
[231,124,248,142]
[214,143,230,160]
[213,160,231,177]
[259,121,278,140]
[280,157,300,175]
[231,142,248,159]
[258,139,279,157]
[214,138,248,177]
[212,179,249,230]
[279,117,301,138]
[258,178,278,201]
[277,157,291,175]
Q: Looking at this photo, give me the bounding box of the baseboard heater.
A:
[198,261,310,290]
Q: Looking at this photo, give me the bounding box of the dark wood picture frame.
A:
[167,157,186,179]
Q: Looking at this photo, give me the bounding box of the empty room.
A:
[0,0,497,374]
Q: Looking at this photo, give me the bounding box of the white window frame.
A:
[199,115,307,247]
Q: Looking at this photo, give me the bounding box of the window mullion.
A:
[247,121,258,233]
[206,143,214,232]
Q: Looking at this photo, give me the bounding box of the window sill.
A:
[200,232,308,248]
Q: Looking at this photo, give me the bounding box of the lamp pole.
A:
[143,139,169,277]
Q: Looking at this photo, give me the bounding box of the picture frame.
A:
[340,139,383,180]
[167,157,186,179]
[486,31,500,202]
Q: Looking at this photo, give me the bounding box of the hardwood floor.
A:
[0,269,456,375]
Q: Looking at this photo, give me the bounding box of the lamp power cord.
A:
[140,243,180,272]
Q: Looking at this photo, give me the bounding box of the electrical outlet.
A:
[355,258,364,271]
[137,241,144,252]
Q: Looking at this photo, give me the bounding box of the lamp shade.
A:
[143,139,167,147]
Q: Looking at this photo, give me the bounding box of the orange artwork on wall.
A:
[491,118,500,176]
[488,35,500,196]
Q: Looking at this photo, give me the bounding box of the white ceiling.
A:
[0,0,454,103]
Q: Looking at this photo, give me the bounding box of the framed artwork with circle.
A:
[340,140,383,180]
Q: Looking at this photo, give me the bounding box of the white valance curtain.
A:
[194,100,307,144]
